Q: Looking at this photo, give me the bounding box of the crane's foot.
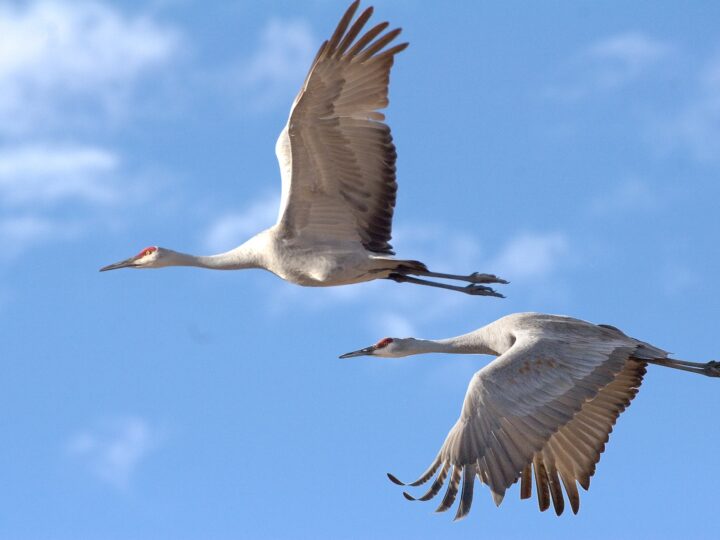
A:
[704,361,720,377]
[467,272,509,285]
[465,284,505,297]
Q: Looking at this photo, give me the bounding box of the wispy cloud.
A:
[0,144,120,206]
[374,312,418,338]
[489,232,569,281]
[658,52,720,162]
[231,18,316,111]
[546,32,672,101]
[203,194,279,252]
[0,0,180,136]
[66,416,160,490]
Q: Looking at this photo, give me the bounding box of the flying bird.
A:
[340,312,719,520]
[99,1,506,297]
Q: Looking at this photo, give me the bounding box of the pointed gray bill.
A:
[339,346,375,359]
[99,257,138,272]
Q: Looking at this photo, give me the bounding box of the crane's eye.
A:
[376,338,394,349]
[135,246,157,259]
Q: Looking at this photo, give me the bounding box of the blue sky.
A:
[1,0,719,538]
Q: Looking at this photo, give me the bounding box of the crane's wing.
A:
[274,1,405,254]
[391,334,649,520]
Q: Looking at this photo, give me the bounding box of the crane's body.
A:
[341,312,719,520]
[99,1,507,297]
[143,230,425,287]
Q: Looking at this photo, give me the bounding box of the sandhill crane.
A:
[99,1,506,297]
[340,312,719,520]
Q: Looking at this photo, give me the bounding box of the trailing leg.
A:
[387,273,504,297]
[405,269,508,285]
[646,358,720,377]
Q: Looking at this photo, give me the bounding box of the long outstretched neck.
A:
[410,334,498,357]
[165,241,264,271]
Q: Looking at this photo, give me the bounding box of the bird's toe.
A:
[705,360,720,377]
[469,272,509,285]
[465,284,504,297]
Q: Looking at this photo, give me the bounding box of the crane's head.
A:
[100,246,166,271]
[339,337,416,358]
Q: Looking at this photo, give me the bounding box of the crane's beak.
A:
[99,256,138,272]
[339,345,375,359]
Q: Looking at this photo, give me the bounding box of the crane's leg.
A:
[406,269,509,285]
[387,273,504,297]
[645,358,720,377]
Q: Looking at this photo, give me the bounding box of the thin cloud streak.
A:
[0,144,120,205]
[546,32,672,101]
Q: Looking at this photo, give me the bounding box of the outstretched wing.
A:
[274,1,406,254]
[390,334,648,520]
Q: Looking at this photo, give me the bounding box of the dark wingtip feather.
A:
[327,0,361,50]
[571,498,580,515]
[520,464,532,500]
[387,472,405,486]
[402,491,416,501]
[435,466,461,513]
[453,464,476,521]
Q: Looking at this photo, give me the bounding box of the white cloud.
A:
[0,0,180,135]
[490,232,569,281]
[546,32,672,100]
[66,416,159,490]
[234,18,316,111]
[0,144,120,205]
[374,312,418,338]
[204,194,279,252]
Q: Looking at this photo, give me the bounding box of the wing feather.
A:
[275,2,406,254]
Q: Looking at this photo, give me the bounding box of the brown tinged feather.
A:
[454,464,477,521]
[326,0,360,51]
[346,21,389,57]
[335,6,374,57]
[435,466,461,513]
[357,28,403,62]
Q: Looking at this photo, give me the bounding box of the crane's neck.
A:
[406,335,498,357]
[163,239,265,270]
